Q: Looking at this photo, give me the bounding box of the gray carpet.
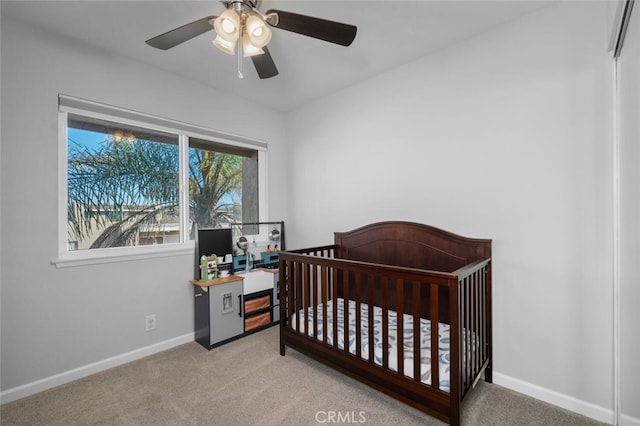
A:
[0,326,604,425]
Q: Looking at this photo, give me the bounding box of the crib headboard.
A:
[334,221,491,272]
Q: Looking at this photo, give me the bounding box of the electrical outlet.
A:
[145,314,156,331]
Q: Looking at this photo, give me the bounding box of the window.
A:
[188,137,258,231]
[57,95,266,266]
[67,115,181,250]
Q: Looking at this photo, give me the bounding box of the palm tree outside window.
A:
[66,113,258,251]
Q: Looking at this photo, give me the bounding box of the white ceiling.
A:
[2,0,554,112]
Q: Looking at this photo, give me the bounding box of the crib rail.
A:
[453,258,492,399]
[279,246,492,422]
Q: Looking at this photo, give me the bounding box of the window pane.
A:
[67,114,179,250]
[188,138,258,233]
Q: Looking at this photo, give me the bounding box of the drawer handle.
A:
[238,294,243,317]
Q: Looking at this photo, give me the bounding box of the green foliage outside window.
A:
[67,127,245,250]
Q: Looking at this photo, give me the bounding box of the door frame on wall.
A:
[610,1,636,425]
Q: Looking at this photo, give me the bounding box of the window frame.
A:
[54,95,268,268]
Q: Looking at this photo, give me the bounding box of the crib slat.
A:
[355,272,362,359]
[480,268,486,366]
[396,278,404,377]
[449,278,461,423]
[322,265,328,345]
[476,272,481,377]
[312,264,318,340]
[412,281,420,383]
[382,276,389,369]
[464,274,473,391]
[464,275,473,390]
[343,269,349,355]
[478,270,484,375]
[484,267,489,369]
[468,274,474,390]
[304,263,311,337]
[486,262,493,384]
[460,276,464,390]
[367,275,374,363]
[464,275,471,391]
[286,260,293,329]
[482,267,488,369]
[295,261,302,335]
[333,267,338,349]
[473,271,479,377]
[430,283,439,390]
[471,272,477,384]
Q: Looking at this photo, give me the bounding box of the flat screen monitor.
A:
[195,228,233,278]
[197,228,233,259]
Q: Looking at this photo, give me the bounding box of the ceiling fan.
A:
[145,0,357,79]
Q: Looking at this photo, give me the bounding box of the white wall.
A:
[618,3,640,424]
[0,15,287,399]
[286,2,614,422]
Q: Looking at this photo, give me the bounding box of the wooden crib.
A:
[278,221,492,425]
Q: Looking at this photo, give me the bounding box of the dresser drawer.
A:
[245,311,271,332]
[244,294,271,315]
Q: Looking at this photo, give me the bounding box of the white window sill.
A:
[51,242,195,268]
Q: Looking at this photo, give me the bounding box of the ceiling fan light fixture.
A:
[245,14,271,48]
[242,33,264,57]
[212,36,236,55]
[214,9,240,42]
[146,4,358,80]
[113,130,124,142]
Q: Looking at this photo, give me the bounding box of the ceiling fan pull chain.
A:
[237,28,244,79]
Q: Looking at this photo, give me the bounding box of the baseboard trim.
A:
[621,413,640,426]
[493,372,613,424]
[0,332,195,405]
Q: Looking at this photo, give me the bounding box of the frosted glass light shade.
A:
[242,33,264,57]
[245,14,272,48]
[214,10,240,42]
[213,36,236,55]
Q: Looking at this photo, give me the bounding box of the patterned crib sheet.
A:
[291,298,451,392]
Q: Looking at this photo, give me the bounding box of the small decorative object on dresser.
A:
[278,221,492,426]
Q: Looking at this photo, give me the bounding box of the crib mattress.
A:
[291,298,451,392]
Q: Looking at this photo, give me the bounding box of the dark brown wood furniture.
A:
[278,221,492,425]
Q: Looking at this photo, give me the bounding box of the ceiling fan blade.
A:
[266,9,357,47]
[146,16,216,50]
[251,46,279,79]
